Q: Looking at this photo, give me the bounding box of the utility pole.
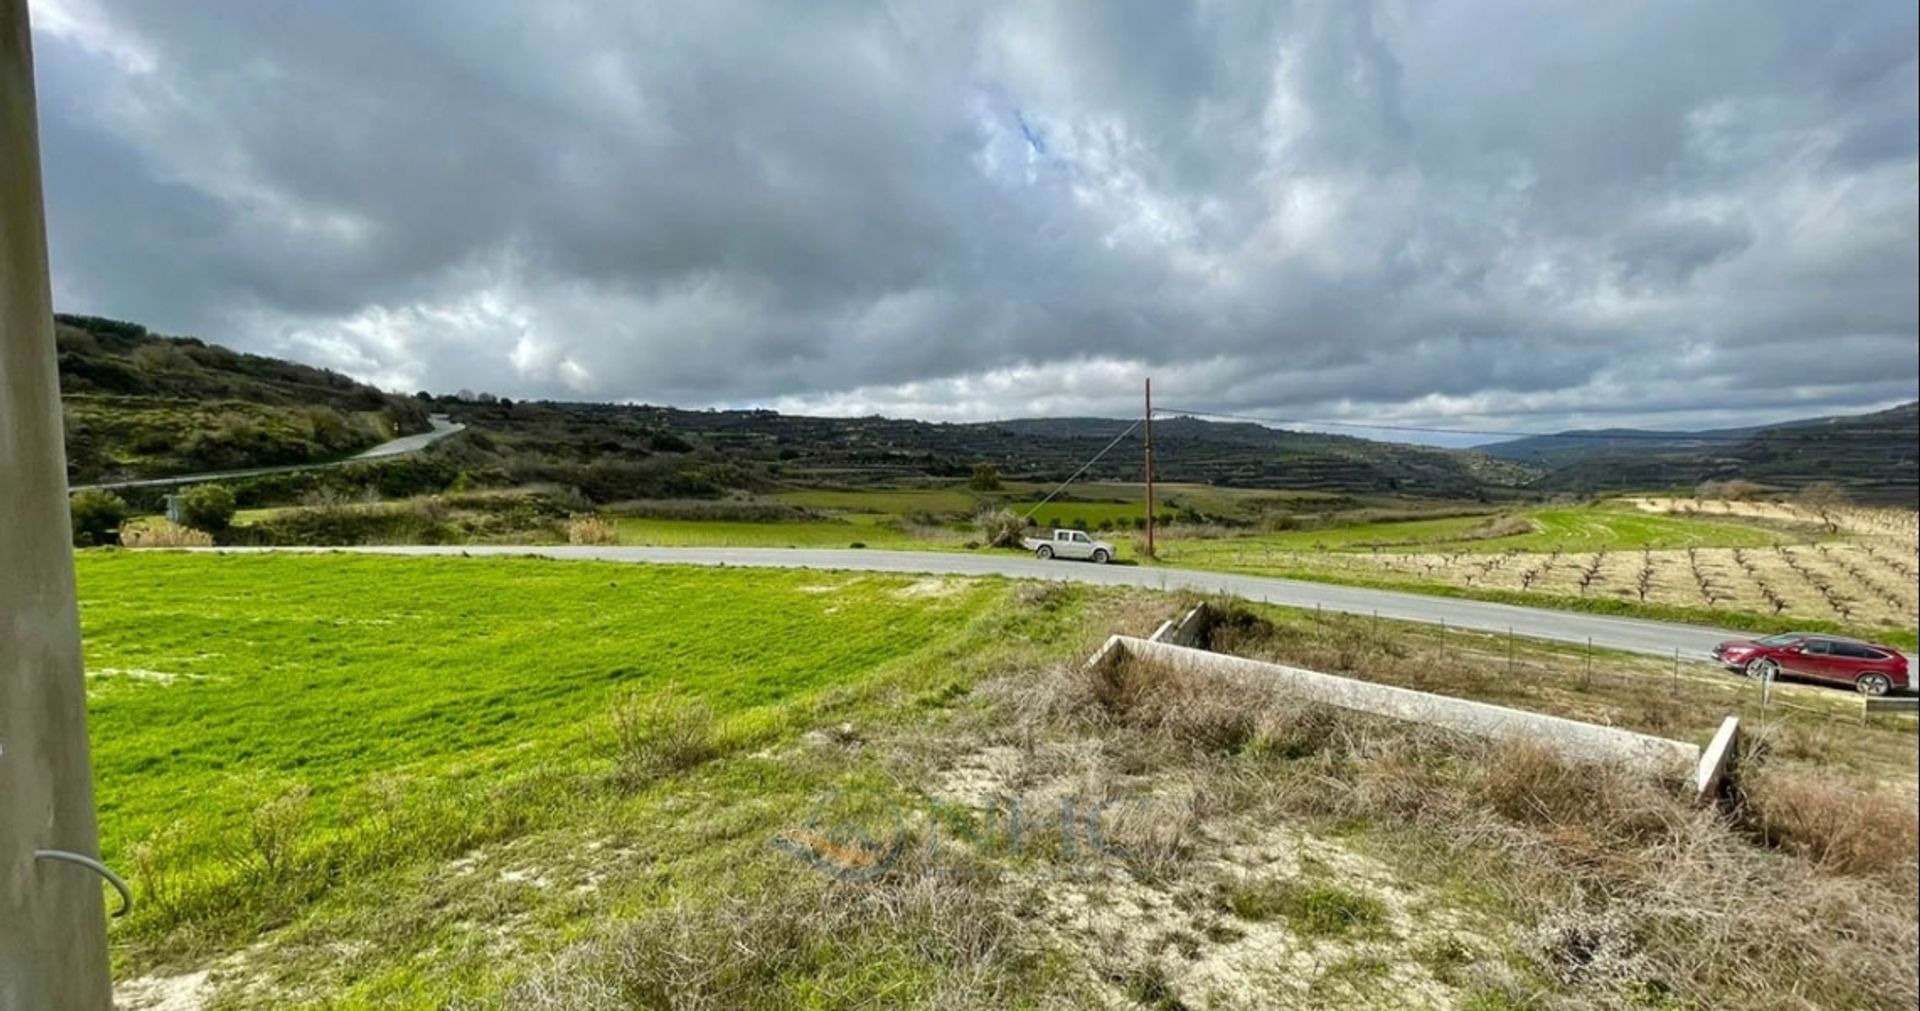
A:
[2,0,115,1004]
[1144,377,1155,558]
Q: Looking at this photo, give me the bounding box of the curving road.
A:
[70,414,465,493]
[195,544,1778,661]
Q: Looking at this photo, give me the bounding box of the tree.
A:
[69,489,128,546]
[968,462,1002,492]
[1794,482,1849,533]
[179,484,238,535]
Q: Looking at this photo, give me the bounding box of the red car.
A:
[1712,633,1910,695]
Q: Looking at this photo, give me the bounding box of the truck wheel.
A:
[1036,545,1053,560]
[1091,549,1110,564]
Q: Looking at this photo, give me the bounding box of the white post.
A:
[1,0,115,1005]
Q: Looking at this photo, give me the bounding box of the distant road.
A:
[197,544,1768,661]
[70,414,465,493]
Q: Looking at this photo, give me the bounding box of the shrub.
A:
[248,784,311,881]
[1459,513,1535,540]
[177,484,238,534]
[1739,769,1919,877]
[606,499,826,523]
[120,520,214,548]
[566,514,618,545]
[1697,479,1765,501]
[502,856,1028,1010]
[69,488,129,546]
[968,462,1002,492]
[599,685,718,786]
[1795,482,1850,532]
[978,508,1025,548]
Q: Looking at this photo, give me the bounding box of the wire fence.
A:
[1234,601,1918,736]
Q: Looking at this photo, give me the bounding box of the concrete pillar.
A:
[1,0,115,1005]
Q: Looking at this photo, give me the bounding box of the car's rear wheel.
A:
[1091,548,1110,565]
[1856,672,1892,696]
[1036,545,1053,560]
[1745,658,1778,681]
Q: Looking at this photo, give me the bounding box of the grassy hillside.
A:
[57,313,429,483]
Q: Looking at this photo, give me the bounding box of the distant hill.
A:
[53,311,1914,505]
[56,313,430,484]
[1492,402,1919,504]
[1478,424,1771,469]
[442,400,1536,500]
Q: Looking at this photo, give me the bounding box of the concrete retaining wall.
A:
[1693,716,1740,802]
[1115,636,1704,781]
[1149,604,1211,647]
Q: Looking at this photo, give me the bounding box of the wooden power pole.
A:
[2,0,115,1004]
[1144,377,1155,558]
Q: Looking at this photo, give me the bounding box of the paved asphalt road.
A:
[203,544,1779,662]
[348,414,466,459]
[70,414,465,492]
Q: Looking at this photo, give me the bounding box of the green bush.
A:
[70,488,129,546]
[968,462,1002,492]
[178,484,238,534]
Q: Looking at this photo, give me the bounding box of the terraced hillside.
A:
[442,400,1534,498]
[1497,402,1920,505]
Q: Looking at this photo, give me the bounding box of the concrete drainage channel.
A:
[1104,605,1742,803]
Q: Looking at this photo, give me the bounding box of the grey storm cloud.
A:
[30,0,1920,435]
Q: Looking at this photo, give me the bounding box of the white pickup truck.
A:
[1021,528,1115,564]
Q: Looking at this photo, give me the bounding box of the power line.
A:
[1020,416,1144,520]
[1152,405,1916,445]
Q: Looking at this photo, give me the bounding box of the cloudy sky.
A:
[31,0,1919,440]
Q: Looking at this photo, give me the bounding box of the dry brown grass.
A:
[1738,767,1920,877]
[565,513,619,545]
[120,520,215,547]
[969,614,1920,1009]
[496,851,1047,1011]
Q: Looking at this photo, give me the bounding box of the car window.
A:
[1073,533,1089,543]
[1833,642,1884,659]
[1802,639,1833,655]
[1756,633,1804,646]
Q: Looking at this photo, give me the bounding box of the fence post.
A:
[1583,636,1593,688]
[1671,649,1679,695]
[1507,627,1514,675]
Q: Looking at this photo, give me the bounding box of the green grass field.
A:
[81,551,1102,999]
[1164,505,1793,557]
[75,551,1917,1009]
[610,514,965,549]
[83,552,973,837]
[628,491,1799,562]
